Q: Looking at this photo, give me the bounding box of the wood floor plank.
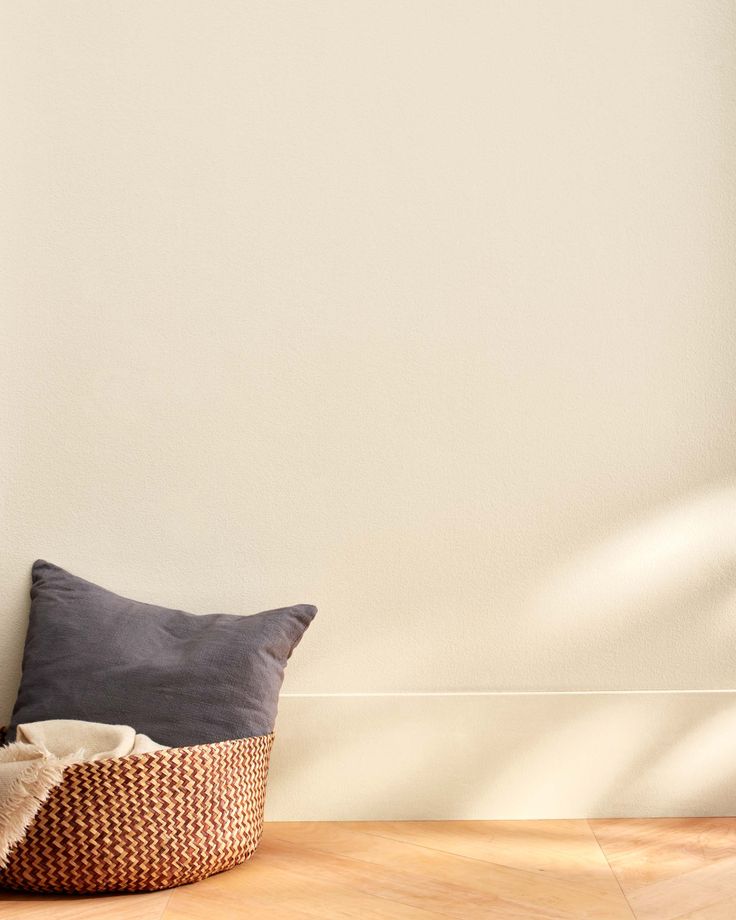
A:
[590,818,736,894]
[590,818,736,920]
[163,895,314,920]
[346,819,617,881]
[623,857,736,920]
[164,852,453,920]
[671,895,736,920]
[0,890,171,920]
[261,822,634,919]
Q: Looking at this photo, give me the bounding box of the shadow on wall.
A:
[490,481,736,815]
[516,480,736,688]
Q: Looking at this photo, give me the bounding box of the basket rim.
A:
[0,726,274,773]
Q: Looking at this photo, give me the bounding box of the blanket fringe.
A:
[0,755,68,868]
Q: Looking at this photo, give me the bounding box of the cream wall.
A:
[2,1,735,818]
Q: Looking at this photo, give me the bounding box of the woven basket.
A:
[0,729,274,894]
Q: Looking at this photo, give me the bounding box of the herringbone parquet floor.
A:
[3,818,736,919]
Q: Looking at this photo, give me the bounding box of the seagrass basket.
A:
[0,728,274,893]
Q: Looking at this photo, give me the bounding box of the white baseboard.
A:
[265,691,736,821]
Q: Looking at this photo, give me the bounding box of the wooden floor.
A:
[3,818,736,919]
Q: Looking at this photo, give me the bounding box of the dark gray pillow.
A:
[9,560,316,747]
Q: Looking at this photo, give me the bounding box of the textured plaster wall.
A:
[1,0,735,816]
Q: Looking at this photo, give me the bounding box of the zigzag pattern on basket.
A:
[0,732,274,893]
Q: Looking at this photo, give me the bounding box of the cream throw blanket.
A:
[0,720,167,868]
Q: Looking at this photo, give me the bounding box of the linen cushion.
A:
[8,560,316,747]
